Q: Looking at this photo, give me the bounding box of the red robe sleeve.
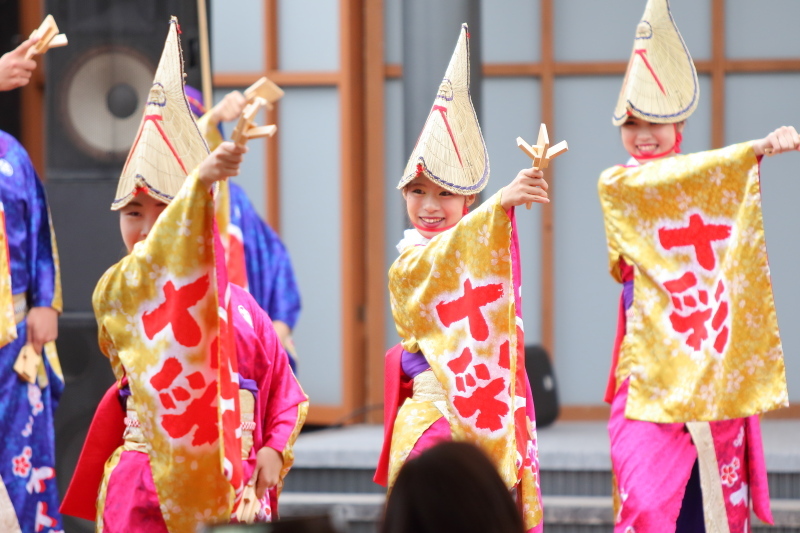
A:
[60,381,127,520]
[374,344,411,487]
[604,260,635,404]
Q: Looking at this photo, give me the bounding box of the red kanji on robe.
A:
[447,341,512,432]
[659,213,731,271]
[661,262,730,354]
[149,357,219,445]
[436,278,503,341]
[142,275,210,347]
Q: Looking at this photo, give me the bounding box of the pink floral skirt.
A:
[608,379,772,533]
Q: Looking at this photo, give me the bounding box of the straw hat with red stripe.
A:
[112,17,209,210]
[612,0,699,126]
[398,23,489,195]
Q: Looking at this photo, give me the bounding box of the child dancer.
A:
[598,1,798,531]
[374,25,549,532]
[60,19,307,532]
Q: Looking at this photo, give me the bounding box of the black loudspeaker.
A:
[45,0,208,180]
[525,345,559,428]
[53,315,116,533]
[46,179,125,313]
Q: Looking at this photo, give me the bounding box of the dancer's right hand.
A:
[501,168,550,210]
[198,142,247,187]
[0,38,39,91]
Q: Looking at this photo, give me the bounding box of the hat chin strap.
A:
[411,202,470,234]
[630,123,683,161]
[412,221,457,234]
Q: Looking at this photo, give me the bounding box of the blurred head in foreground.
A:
[381,441,525,533]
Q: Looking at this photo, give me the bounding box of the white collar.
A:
[396,228,430,253]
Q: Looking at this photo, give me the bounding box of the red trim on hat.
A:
[146,115,188,174]
[634,48,666,95]
[433,105,463,166]
[122,114,188,178]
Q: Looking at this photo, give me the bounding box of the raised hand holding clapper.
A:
[516,124,568,209]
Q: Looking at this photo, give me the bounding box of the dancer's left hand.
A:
[753,126,800,156]
[27,307,58,355]
[209,91,247,125]
[250,446,283,499]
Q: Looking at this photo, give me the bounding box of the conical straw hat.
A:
[398,24,489,195]
[112,17,209,210]
[612,0,698,126]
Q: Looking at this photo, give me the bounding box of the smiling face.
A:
[402,176,475,239]
[620,116,685,162]
[119,191,169,253]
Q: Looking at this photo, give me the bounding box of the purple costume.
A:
[0,130,63,532]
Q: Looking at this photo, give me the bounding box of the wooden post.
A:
[197,0,213,115]
[364,0,387,423]
[540,0,556,358]
[19,0,44,176]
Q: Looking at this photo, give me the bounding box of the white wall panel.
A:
[481,0,540,63]
[726,74,800,401]
[554,0,711,62]
[279,87,342,404]
[482,77,543,343]
[210,0,264,71]
[384,79,406,350]
[670,0,712,61]
[678,74,712,155]
[726,0,800,59]
[278,0,339,71]
[553,76,629,405]
[384,0,403,64]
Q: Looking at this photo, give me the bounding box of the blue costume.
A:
[228,182,301,330]
[0,130,63,532]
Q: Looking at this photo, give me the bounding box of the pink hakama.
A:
[609,379,773,532]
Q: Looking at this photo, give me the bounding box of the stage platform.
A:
[280,420,800,533]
